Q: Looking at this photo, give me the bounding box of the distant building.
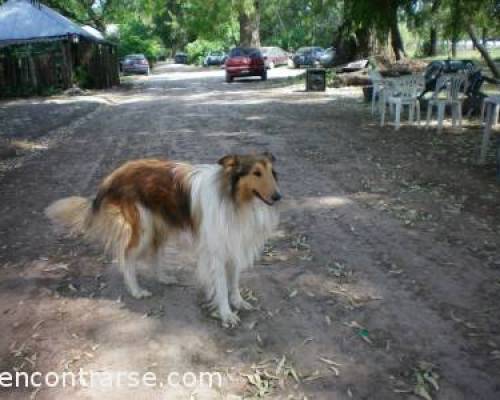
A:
[0,0,119,97]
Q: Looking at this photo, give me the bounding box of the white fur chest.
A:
[190,164,279,268]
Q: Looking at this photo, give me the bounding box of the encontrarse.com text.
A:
[0,370,223,389]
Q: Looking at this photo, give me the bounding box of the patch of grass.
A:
[421,48,500,62]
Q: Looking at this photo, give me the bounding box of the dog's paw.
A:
[221,311,240,328]
[131,288,152,299]
[231,296,254,311]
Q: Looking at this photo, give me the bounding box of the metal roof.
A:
[81,25,105,41]
[0,0,105,46]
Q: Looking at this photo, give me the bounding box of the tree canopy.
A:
[2,0,499,75]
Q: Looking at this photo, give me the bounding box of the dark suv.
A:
[174,52,188,64]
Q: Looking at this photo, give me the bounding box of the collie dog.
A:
[46,153,281,326]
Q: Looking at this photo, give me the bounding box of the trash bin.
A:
[306,68,326,91]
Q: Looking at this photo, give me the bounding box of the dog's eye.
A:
[253,171,262,177]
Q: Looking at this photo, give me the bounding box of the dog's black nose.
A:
[272,192,282,202]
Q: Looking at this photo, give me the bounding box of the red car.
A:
[225,47,267,83]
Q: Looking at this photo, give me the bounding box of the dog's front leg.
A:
[228,263,253,311]
[198,254,239,327]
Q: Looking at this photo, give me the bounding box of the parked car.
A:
[225,47,267,82]
[203,51,227,66]
[291,47,324,68]
[319,47,336,67]
[174,52,188,64]
[122,54,150,75]
[261,46,289,68]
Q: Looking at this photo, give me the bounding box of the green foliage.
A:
[325,69,336,86]
[261,0,342,50]
[74,65,91,88]
[29,0,500,67]
[168,1,239,61]
[185,39,226,65]
[117,19,166,62]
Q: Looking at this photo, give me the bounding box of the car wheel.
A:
[225,73,233,83]
[261,70,268,81]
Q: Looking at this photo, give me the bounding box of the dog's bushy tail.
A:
[45,196,92,235]
[45,196,131,258]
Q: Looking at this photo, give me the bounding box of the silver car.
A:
[203,51,227,66]
[319,47,336,67]
[122,54,150,75]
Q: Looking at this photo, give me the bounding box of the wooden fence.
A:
[0,37,119,97]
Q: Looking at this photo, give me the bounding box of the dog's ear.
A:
[262,152,276,163]
[218,154,239,169]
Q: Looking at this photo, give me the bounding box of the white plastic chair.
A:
[480,95,500,127]
[369,69,384,114]
[478,95,500,164]
[425,73,468,133]
[380,75,424,130]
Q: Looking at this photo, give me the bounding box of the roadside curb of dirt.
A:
[0,97,110,180]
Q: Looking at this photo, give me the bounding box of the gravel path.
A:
[0,63,499,400]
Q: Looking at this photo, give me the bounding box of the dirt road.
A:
[1,63,499,400]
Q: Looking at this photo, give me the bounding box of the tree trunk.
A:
[355,27,372,58]
[451,37,457,57]
[451,0,461,57]
[239,0,260,47]
[429,28,438,56]
[390,22,405,60]
[332,23,372,64]
[389,3,405,61]
[467,24,500,78]
[481,27,487,46]
[427,0,441,56]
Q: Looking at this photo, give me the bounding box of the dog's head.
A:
[218,152,281,206]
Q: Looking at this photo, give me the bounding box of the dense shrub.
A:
[185,39,226,65]
[117,20,166,63]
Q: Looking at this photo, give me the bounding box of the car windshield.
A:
[125,55,145,61]
[230,48,261,57]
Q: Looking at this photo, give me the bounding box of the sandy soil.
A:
[0,62,499,400]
